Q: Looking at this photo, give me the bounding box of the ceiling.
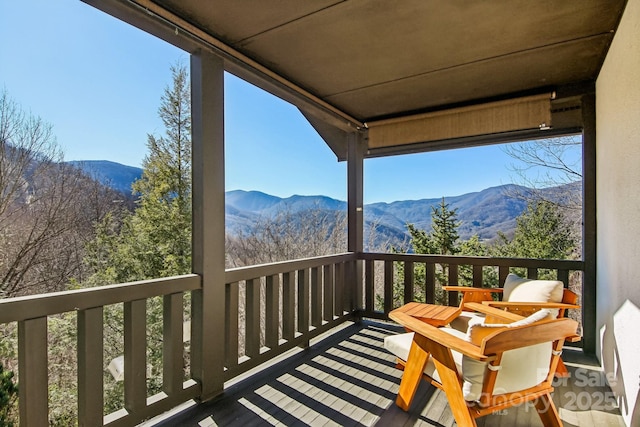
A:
[86,0,626,157]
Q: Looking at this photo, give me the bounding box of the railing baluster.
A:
[297,269,310,334]
[383,260,393,313]
[311,267,322,327]
[404,261,414,304]
[18,317,48,426]
[448,264,459,306]
[499,266,510,289]
[335,263,344,317]
[265,274,279,349]
[78,307,104,426]
[557,269,569,287]
[425,262,435,304]
[527,267,538,279]
[245,279,260,358]
[225,282,239,368]
[473,265,483,287]
[364,259,374,312]
[282,273,295,341]
[323,264,335,321]
[124,299,147,414]
[163,293,183,397]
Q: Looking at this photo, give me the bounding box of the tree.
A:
[82,63,193,410]
[226,206,347,267]
[85,62,192,284]
[495,200,575,261]
[0,90,119,297]
[502,136,583,250]
[430,197,460,255]
[381,198,463,309]
[493,199,576,282]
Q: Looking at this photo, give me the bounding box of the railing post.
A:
[191,50,226,400]
[404,261,414,304]
[18,317,48,426]
[163,293,184,397]
[124,299,147,414]
[78,307,104,426]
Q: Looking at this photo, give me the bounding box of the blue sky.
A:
[0,1,578,204]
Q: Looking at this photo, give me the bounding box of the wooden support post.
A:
[582,93,597,355]
[191,50,226,400]
[347,131,365,312]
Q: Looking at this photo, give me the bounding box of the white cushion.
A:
[384,328,467,390]
[503,273,563,303]
[384,309,555,403]
[463,309,554,401]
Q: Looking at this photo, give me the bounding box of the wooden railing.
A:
[359,252,585,318]
[0,275,201,427]
[0,252,585,426]
[222,253,357,380]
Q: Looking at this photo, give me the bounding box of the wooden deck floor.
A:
[151,321,625,427]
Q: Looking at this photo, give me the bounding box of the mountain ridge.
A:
[69,160,578,244]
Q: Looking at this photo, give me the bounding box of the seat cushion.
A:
[503,273,563,303]
[464,309,554,400]
[384,327,486,401]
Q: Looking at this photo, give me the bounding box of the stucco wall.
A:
[596,0,640,425]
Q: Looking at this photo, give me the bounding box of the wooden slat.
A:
[323,264,335,321]
[384,260,394,313]
[404,261,414,304]
[527,267,538,279]
[499,266,510,288]
[297,269,310,334]
[78,307,104,426]
[358,252,584,271]
[311,267,322,327]
[0,274,200,323]
[163,293,184,396]
[265,275,279,349]
[448,264,459,306]
[245,279,261,358]
[124,299,147,413]
[282,272,295,341]
[425,263,435,304]
[364,259,374,312]
[473,264,483,287]
[334,263,344,317]
[557,269,569,287]
[18,317,48,426]
[225,253,356,283]
[225,282,239,368]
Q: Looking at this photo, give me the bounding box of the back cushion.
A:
[502,273,563,303]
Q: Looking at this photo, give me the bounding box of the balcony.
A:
[0,252,625,426]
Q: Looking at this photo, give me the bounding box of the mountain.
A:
[76,160,578,245]
[67,160,142,195]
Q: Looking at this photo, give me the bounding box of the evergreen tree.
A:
[495,200,575,260]
[82,63,193,409]
[430,197,460,255]
[85,62,192,284]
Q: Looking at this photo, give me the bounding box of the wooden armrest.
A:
[442,286,503,293]
[482,301,580,310]
[463,302,524,322]
[481,318,579,354]
[389,311,489,361]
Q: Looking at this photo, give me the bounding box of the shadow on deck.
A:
[150,321,625,427]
